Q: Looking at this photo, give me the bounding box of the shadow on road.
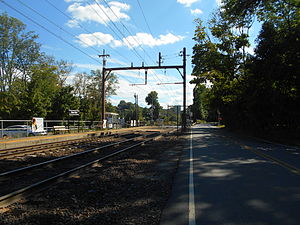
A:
[162,125,300,225]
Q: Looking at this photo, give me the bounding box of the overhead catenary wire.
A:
[89,0,175,97]
[2,0,183,106]
[84,0,159,91]
[100,0,157,65]
[0,0,100,64]
[88,0,146,63]
[43,0,130,63]
[99,0,163,69]
[98,0,177,95]
[15,0,102,56]
[44,0,173,96]
[119,0,162,61]
[133,0,178,94]
[135,0,161,54]
[4,0,149,89]
[2,0,162,95]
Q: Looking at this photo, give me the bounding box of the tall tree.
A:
[73,70,118,121]
[23,63,60,118]
[192,0,300,133]
[145,91,161,120]
[192,84,209,121]
[48,86,80,120]
[192,16,250,128]
[117,100,135,121]
[0,13,41,92]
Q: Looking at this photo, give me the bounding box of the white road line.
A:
[189,129,196,225]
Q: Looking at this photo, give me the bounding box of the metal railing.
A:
[0,119,105,137]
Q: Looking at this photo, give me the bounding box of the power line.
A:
[0,0,100,64]
[84,0,166,94]
[43,0,130,63]
[132,1,179,95]
[10,0,151,87]
[136,0,154,40]
[89,0,174,96]
[100,0,164,72]
[15,0,102,56]
[97,1,175,95]
[135,0,161,53]
[89,0,146,62]
[100,0,156,64]
[85,1,156,91]
[3,0,180,102]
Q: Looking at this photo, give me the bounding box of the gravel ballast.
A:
[0,134,186,225]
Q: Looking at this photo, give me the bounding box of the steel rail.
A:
[0,131,121,153]
[0,133,134,159]
[0,136,96,153]
[0,135,142,179]
[0,137,109,159]
[0,137,97,155]
[0,132,161,207]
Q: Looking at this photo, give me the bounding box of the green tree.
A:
[117,100,135,121]
[106,102,117,113]
[192,16,250,128]
[145,91,161,121]
[73,70,118,121]
[48,86,80,120]
[0,13,41,92]
[246,21,300,130]
[192,0,300,134]
[192,84,210,121]
[24,63,60,118]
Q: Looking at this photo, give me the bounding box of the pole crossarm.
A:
[104,65,183,72]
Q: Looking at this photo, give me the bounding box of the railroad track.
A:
[0,132,137,160]
[0,131,163,208]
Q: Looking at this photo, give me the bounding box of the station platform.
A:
[0,126,168,150]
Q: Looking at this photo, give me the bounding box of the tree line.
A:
[191,0,299,136]
[0,13,179,124]
[0,13,116,121]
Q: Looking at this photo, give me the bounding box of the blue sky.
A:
[0,0,259,108]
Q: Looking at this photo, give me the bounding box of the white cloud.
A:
[74,63,100,70]
[111,40,124,48]
[76,32,185,48]
[190,8,203,15]
[121,33,185,48]
[177,0,199,7]
[76,32,114,47]
[66,1,130,27]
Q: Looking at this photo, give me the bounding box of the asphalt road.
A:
[160,124,300,225]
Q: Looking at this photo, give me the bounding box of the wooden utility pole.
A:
[98,50,110,129]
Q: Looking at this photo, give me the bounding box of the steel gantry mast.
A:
[101,47,187,131]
